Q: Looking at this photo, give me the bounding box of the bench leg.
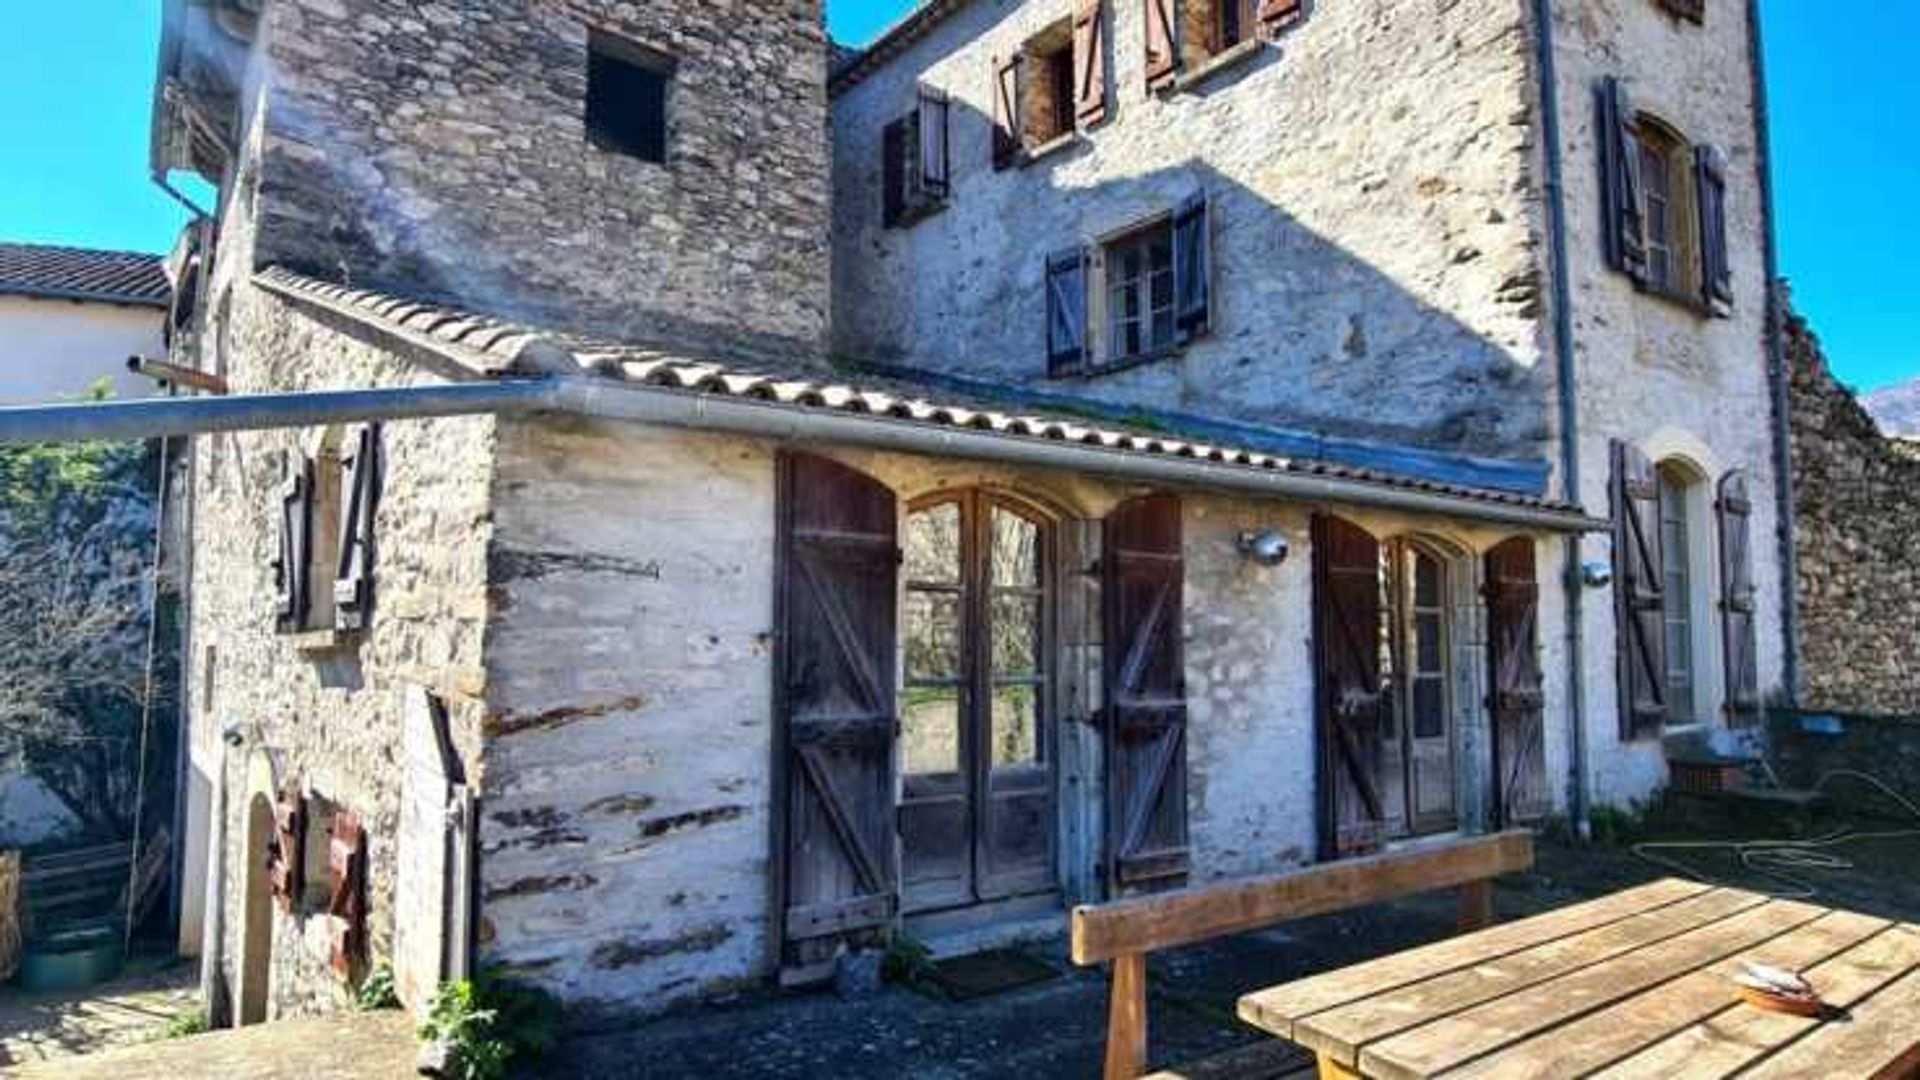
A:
[1104,952,1147,1080]
[1458,879,1494,933]
[1316,1052,1362,1080]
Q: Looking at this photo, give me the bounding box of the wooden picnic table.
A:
[1236,877,1920,1080]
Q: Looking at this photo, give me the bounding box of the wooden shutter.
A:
[1313,515,1387,859]
[273,453,312,633]
[1103,493,1189,891]
[1717,469,1760,724]
[327,811,368,978]
[1256,0,1303,36]
[1046,247,1089,375]
[992,54,1021,170]
[918,90,950,201]
[269,786,305,914]
[1144,0,1178,90]
[1073,0,1108,126]
[775,453,899,969]
[335,424,380,632]
[1596,77,1647,286]
[1486,538,1548,826]
[1611,440,1666,739]
[1171,192,1211,340]
[881,115,908,228]
[1695,144,1733,309]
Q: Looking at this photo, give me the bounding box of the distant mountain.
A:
[1864,377,1920,437]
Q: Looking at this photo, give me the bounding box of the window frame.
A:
[882,88,950,229]
[1658,460,1700,723]
[1630,114,1706,309]
[1020,19,1079,153]
[584,29,674,165]
[1099,217,1179,367]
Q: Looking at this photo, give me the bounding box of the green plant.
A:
[418,968,563,1080]
[880,931,935,986]
[357,962,400,1010]
[160,1010,209,1040]
[1587,802,1647,847]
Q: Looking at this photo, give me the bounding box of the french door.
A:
[898,491,1055,912]
[1378,541,1458,839]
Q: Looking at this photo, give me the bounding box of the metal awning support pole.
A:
[0,379,562,445]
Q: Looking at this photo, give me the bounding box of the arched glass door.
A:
[900,491,1055,912]
[1378,541,1458,838]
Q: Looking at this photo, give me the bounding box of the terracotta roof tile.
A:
[0,243,171,307]
[253,266,1587,520]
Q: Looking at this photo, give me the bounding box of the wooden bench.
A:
[1071,830,1535,1080]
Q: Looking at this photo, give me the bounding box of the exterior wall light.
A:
[1580,561,1613,588]
[1237,529,1290,567]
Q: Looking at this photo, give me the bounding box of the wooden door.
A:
[1103,493,1189,892]
[775,453,900,967]
[1314,514,1387,859]
[1486,536,1549,826]
[899,492,1056,913]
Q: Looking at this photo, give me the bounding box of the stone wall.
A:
[1767,711,1920,823]
[829,0,1551,458]
[1547,0,1785,807]
[1789,312,1920,716]
[246,0,830,361]
[189,278,497,1021]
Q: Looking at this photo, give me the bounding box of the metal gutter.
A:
[0,285,169,310]
[1531,0,1592,832]
[0,376,1606,532]
[1747,0,1800,703]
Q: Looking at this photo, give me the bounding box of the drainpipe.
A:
[1531,0,1592,834]
[1746,0,1800,705]
[199,743,230,1027]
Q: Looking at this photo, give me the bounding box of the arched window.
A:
[900,490,1055,911]
[1634,115,1697,299]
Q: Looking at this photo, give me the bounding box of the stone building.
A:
[149,0,1793,1027]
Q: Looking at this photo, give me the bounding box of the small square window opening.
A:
[1023,24,1076,147]
[586,31,672,164]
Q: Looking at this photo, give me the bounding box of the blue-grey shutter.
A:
[274,452,312,633]
[1046,247,1088,375]
[1611,440,1666,739]
[881,116,907,228]
[1695,144,1733,309]
[1717,470,1760,722]
[918,90,949,200]
[1172,192,1211,339]
[1596,77,1647,286]
[335,424,380,632]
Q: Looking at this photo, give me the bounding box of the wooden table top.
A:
[1236,878,1920,1080]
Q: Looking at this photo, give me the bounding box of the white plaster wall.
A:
[1548,0,1783,809]
[830,0,1552,458]
[479,421,780,1021]
[0,296,165,404]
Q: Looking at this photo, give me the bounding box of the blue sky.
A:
[3,1,1910,392]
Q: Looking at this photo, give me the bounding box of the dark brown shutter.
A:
[775,453,899,968]
[327,811,368,978]
[1256,0,1303,36]
[918,89,950,200]
[1103,493,1188,892]
[1046,247,1088,375]
[334,424,380,632]
[1597,76,1648,287]
[882,115,908,228]
[1486,537,1549,826]
[273,453,312,633]
[1171,191,1211,340]
[1144,0,1178,90]
[269,786,305,913]
[1611,440,1666,739]
[1717,469,1760,724]
[1695,144,1733,309]
[1073,0,1108,126]
[1313,515,1387,859]
[992,54,1021,170]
